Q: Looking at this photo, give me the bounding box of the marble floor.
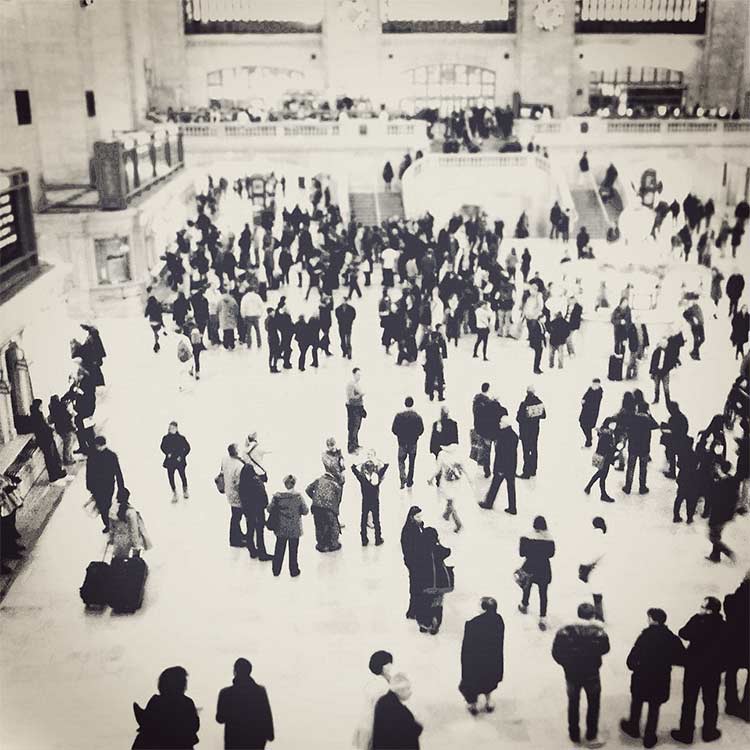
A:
[1,270,749,750]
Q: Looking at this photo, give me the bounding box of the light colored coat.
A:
[221,455,244,508]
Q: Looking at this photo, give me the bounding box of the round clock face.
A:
[534,0,565,31]
[338,0,371,31]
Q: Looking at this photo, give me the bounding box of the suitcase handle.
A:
[103,541,111,563]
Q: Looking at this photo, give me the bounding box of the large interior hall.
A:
[1,2,750,749]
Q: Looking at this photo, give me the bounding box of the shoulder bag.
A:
[214,472,225,494]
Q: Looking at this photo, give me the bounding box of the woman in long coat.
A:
[731,304,750,359]
[305,470,343,552]
[517,515,555,630]
[459,597,505,714]
[400,506,424,620]
[412,526,452,634]
[132,666,200,749]
[220,444,246,547]
[217,292,239,349]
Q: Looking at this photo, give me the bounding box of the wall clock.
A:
[534,0,565,31]
[338,0,371,31]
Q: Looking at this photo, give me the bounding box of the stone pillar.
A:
[0,360,16,446]
[322,0,383,102]
[515,0,577,117]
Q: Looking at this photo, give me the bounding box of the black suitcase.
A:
[608,354,624,382]
[109,556,148,614]
[80,561,111,608]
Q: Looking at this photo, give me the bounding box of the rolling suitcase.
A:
[109,555,148,614]
[608,353,624,382]
[80,561,111,608]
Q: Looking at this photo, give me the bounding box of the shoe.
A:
[478,502,493,510]
[375,538,384,546]
[518,603,528,614]
[483,357,489,362]
[315,544,327,552]
[519,473,531,480]
[183,489,189,499]
[663,471,676,479]
[329,543,342,552]
[504,508,517,515]
[686,517,694,525]
[102,526,110,534]
[248,550,258,559]
[468,704,479,716]
[705,556,720,563]
[172,491,179,503]
[400,481,406,489]
[473,353,478,359]
[670,729,694,744]
[619,720,640,739]
[538,619,547,631]
[584,486,592,495]
[725,705,750,720]
[230,541,246,548]
[639,487,650,495]
[419,625,430,633]
[272,569,281,577]
[453,523,462,533]
[258,554,273,562]
[585,739,605,748]
[407,480,414,488]
[569,734,581,745]
[484,468,491,478]
[673,516,683,523]
[600,495,615,503]
[485,702,495,713]
[622,486,631,494]
[533,368,543,374]
[585,441,592,448]
[362,538,369,547]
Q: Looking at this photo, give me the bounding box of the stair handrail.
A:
[582,167,610,231]
[547,154,578,229]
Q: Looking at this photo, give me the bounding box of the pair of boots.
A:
[171,487,189,503]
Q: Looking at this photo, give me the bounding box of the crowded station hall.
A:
[1,1,750,749]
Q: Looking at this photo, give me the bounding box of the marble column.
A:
[515,0,577,117]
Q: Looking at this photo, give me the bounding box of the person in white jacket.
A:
[580,516,609,622]
[429,443,470,533]
[240,289,264,349]
[473,300,493,361]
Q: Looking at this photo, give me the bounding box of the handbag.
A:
[266,506,279,532]
[578,562,596,583]
[426,554,455,594]
[591,453,605,468]
[214,472,225,494]
[513,566,533,589]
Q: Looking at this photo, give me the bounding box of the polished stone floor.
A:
[1,265,749,750]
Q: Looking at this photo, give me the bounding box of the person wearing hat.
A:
[460,598,505,715]
[160,421,191,502]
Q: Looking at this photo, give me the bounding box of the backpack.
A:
[177,339,191,363]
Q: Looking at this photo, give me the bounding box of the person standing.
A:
[391,397,425,490]
[620,608,686,749]
[336,298,357,359]
[267,474,308,577]
[160,421,190,502]
[726,272,745,318]
[382,161,394,192]
[516,386,546,479]
[723,575,750,721]
[472,300,493,361]
[548,311,571,369]
[412,526,452,634]
[731,304,750,359]
[671,597,725,744]
[48,394,76,466]
[518,515,555,631]
[132,667,200,750]
[579,379,603,448]
[216,658,274,750]
[420,326,448,402]
[471,383,505,478]
[584,417,619,503]
[265,307,281,373]
[352,451,388,546]
[459,597,505,715]
[479,416,518,514]
[306,468,344,553]
[429,406,458,459]
[239,461,272,562]
[29,399,66,482]
[346,368,366,454]
[400,506,424,620]
[240,288,264,349]
[219,444,246,547]
[623,403,659,495]
[218,292,239,350]
[275,299,294,370]
[552,602,611,747]
[705,461,738,564]
[372,674,423,750]
[85,435,125,533]
[580,516,609,622]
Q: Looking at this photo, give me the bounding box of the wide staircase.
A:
[348,191,405,225]
[570,186,610,238]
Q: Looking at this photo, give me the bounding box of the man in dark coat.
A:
[726,273,745,318]
[216,658,274,750]
[85,435,125,532]
[471,383,506,477]
[671,596,725,744]
[459,597,505,715]
[620,608,686,748]
[479,416,518,514]
[579,379,603,447]
[391,398,424,489]
[275,299,294,369]
[623,403,659,495]
[420,326,448,401]
[516,385,546,478]
[29,399,66,482]
[239,462,272,561]
[723,575,749,720]
[318,296,333,356]
[190,289,209,336]
[264,308,281,374]
[335,299,357,359]
[352,453,389,546]
[372,674,422,750]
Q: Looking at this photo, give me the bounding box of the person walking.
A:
[354,651,396,750]
[412,526,452,635]
[705,461,738,564]
[265,307,281,373]
[584,417,620,503]
[239,460,272,562]
[731,304,749,358]
[391,397,425,489]
[85,435,126,533]
[723,575,750,721]
[48,394,76,466]
[623,403,659,495]
[29,399,66,482]
[160,421,191,502]
[267,474,308,577]
[471,383,505,477]
[472,300,493,361]
[420,326,448,401]
[552,602,611,747]
[400,506,424,620]
[479,416,519,514]
[620,608,686,749]
[671,597,725,744]
[459,597,505,715]
[372,674,423,750]
[109,488,151,562]
[429,443,468,533]
[306,467,344,553]
[346,368,366,454]
[429,406,458,459]
[516,385,546,478]
[216,658,274,750]
[218,444,246,547]
[132,666,200,750]
[517,515,555,631]
[579,379,603,448]
[336,298,357,359]
[726,272,745,318]
[580,516,609,621]
[352,450,388,546]
[144,287,166,353]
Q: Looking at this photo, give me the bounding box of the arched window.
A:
[400,64,496,116]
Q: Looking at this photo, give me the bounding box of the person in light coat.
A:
[580,516,609,622]
[429,443,469,533]
[220,444,246,547]
[109,489,151,561]
[267,474,309,577]
[218,292,239,350]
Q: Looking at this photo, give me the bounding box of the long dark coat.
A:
[519,535,555,585]
[85,447,124,501]
[216,676,274,750]
[133,694,200,749]
[372,691,422,750]
[626,623,685,703]
[723,579,749,667]
[459,610,505,700]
